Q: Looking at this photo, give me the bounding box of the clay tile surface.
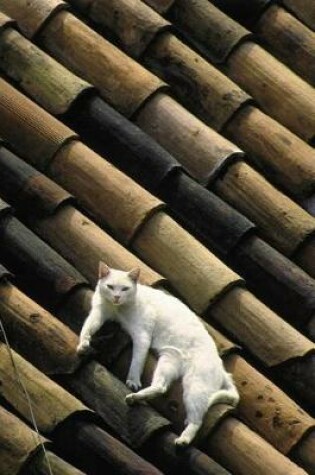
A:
[0,1,314,474]
[282,0,315,31]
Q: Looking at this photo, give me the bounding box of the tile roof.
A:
[0,0,314,474]
[0,405,85,475]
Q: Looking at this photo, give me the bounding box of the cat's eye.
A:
[107,284,114,290]
[122,287,130,291]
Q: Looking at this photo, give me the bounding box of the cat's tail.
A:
[208,373,240,408]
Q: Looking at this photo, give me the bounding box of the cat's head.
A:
[98,262,140,306]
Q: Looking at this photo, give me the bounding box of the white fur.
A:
[77,265,239,446]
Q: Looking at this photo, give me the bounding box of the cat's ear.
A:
[128,267,140,282]
[99,261,110,279]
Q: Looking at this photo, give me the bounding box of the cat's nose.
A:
[114,295,120,303]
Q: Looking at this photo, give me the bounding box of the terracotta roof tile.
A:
[0,342,89,433]
[223,105,315,200]
[282,0,315,30]
[0,196,315,454]
[0,26,93,115]
[87,0,172,58]
[134,93,244,184]
[212,2,315,86]
[2,263,313,473]
[42,10,166,116]
[224,40,315,141]
[0,0,68,39]
[213,161,315,256]
[0,0,314,473]
[0,342,167,474]
[0,77,76,170]
[162,0,253,63]
[210,0,273,28]
[0,145,165,287]
[147,0,315,141]
[1,44,311,325]
[0,406,86,475]
[117,0,315,197]
[0,199,88,308]
[0,273,232,475]
[0,280,80,376]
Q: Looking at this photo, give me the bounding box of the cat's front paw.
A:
[174,435,191,448]
[126,378,142,392]
[125,393,137,406]
[77,340,91,356]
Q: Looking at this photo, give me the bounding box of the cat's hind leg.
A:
[126,350,181,405]
[220,372,240,406]
[175,373,211,447]
[176,372,239,447]
[197,372,239,409]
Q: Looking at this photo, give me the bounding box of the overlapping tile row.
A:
[2,77,315,410]
[0,145,165,289]
[58,0,315,270]
[4,119,314,472]
[0,91,314,470]
[0,2,245,185]
[1,144,315,388]
[47,106,314,336]
[141,0,315,142]
[1,16,315,341]
[135,93,315,274]
[0,79,234,319]
[0,1,314,474]
[5,0,313,271]
[0,264,234,475]
[67,0,315,206]
[0,1,166,118]
[0,227,314,474]
[0,3,244,187]
[211,0,315,86]
[163,0,314,158]
[0,287,168,474]
[205,0,315,34]
[0,405,87,475]
[281,0,315,31]
[254,5,315,86]
[0,173,312,470]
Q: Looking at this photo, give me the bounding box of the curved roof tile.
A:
[282,0,315,30]
[40,8,166,116]
[0,0,314,473]
[0,0,68,38]
[0,406,51,475]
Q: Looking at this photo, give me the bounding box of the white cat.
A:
[77,262,239,446]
